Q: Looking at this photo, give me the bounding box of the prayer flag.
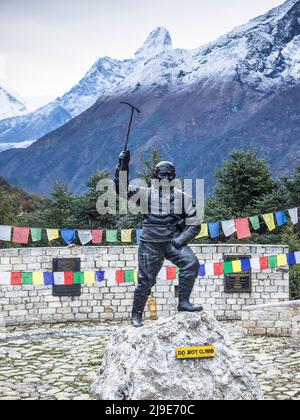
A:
[106,230,118,243]
[136,229,143,245]
[61,229,76,245]
[22,272,33,285]
[214,262,224,276]
[287,253,296,266]
[268,256,278,269]
[260,257,269,270]
[199,265,206,277]
[232,260,242,273]
[166,267,177,281]
[249,216,260,231]
[205,263,214,277]
[43,272,54,286]
[116,270,125,284]
[92,230,104,244]
[84,272,95,285]
[241,259,251,272]
[31,228,42,243]
[11,272,22,286]
[125,270,135,283]
[0,272,11,285]
[208,222,220,239]
[223,261,233,275]
[288,208,298,225]
[134,270,139,285]
[96,271,105,283]
[158,267,167,280]
[263,214,276,231]
[196,224,208,239]
[105,269,116,286]
[32,272,43,286]
[295,252,300,264]
[235,218,251,240]
[13,227,30,244]
[0,225,12,242]
[275,211,287,227]
[277,254,287,267]
[250,258,261,271]
[221,220,236,237]
[64,272,74,285]
[74,272,84,284]
[121,230,133,243]
[54,272,65,285]
[78,230,92,246]
[47,229,59,242]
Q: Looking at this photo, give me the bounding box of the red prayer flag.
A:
[214,262,224,276]
[235,218,251,240]
[116,270,125,283]
[11,272,22,286]
[92,229,104,244]
[64,272,74,285]
[12,227,30,244]
[260,257,269,270]
[167,267,177,281]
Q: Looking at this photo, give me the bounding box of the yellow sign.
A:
[176,345,216,360]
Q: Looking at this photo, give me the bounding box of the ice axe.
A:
[120,102,141,151]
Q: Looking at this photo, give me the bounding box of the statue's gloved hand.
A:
[119,150,131,165]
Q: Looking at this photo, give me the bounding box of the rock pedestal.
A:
[91,312,262,400]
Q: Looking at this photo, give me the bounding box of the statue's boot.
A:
[178,279,203,313]
[131,292,148,328]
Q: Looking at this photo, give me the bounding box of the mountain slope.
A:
[0,86,27,120]
[0,0,299,194]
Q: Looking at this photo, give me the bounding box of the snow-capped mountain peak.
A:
[0,86,27,120]
[134,27,173,61]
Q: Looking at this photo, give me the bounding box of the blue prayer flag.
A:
[199,265,206,277]
[208,222,220,239]
[96,271,105,282]
[61,229,76,244]
[241,259,251,272]
[136,229,143,245]
[287,252,296,266]
[43,272,54,286]
[275,211,287,227]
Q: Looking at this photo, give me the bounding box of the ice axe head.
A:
[120,101,141,151]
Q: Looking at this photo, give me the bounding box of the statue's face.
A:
[155,162,176,182]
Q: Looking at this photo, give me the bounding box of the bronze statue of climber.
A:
[114,150,203,328]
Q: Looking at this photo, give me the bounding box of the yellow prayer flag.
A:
[262,213,276,231]
[121,229,133,243]
[33,272,44,286]
[47,229,60,242]
[197,224,208,239]
[84,272,95,285]
[277,254,288,267]
[134,270,139,285]
[232,260,242,273]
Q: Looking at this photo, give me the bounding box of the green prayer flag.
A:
[125,270,135,283]
[268,256,278,269]
[22,272,33,285]
[249,216,260,231]
[176,267,181,277]
[31,228,42,242]
[223,261,233,275]
[106,230,118,243]
[74,272,84,284]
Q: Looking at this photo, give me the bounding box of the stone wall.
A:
[0,244,289,326]
[241,301,300,337]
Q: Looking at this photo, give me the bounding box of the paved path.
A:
[0,322,299,400]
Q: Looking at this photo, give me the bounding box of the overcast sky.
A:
[0,0,284,107]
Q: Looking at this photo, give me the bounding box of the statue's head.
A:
[154,161,176,182]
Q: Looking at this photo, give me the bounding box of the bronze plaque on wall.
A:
[224,255,252,294]
[52,258,81,297]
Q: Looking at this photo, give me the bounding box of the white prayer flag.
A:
[205,263,214,277]
[0,272,11,285]
[250,258,260,271]
[295,252,300,264]
[221,220,236,237]
[105,269,116,286]
[54,272,65,285]
[288,208,298,225]
[158,267,167,280]
[78,230,92,246]
[0,225,12,242]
